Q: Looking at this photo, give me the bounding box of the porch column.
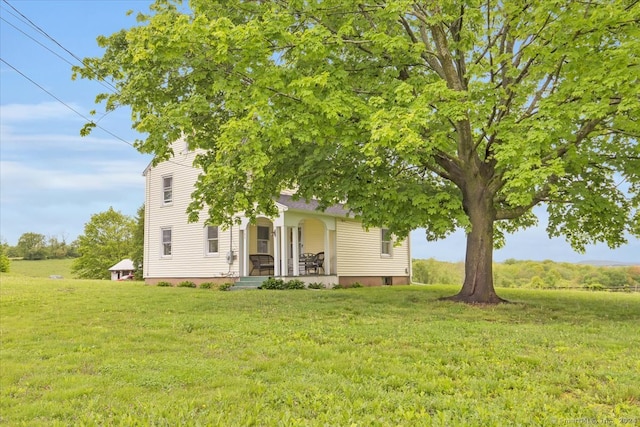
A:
[324,228,331,276]
[238,229,244,276]
[243,228,250,276]
[280,226,287,277]
[292,226,300,276]
[274,226,281,276]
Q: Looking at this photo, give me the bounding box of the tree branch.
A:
[544,118,603,163]
[430,22,465,91]
[516,56,566,123]
[495,188,548,220]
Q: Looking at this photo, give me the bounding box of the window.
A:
[206,226,219,254]
[161,227,172,257]
[257,226,270,253]
[381,228,392,256]
[162,176,173,204]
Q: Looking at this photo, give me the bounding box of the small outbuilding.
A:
[108,259,135,281]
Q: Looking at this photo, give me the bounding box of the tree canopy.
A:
[16,232,47,260]
[4,233,78,260]
[75,0,640,302]
[71,207,136,280]
[0,241,10,273]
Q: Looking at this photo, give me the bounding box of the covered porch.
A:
[237,207,337,279]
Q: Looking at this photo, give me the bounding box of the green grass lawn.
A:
[8,258,74,278]
[1,276,639,426]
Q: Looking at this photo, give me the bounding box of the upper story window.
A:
[206,226,219,254]
[257,226,270,253]
[162,176,173,205]
[381,228,392,256]
[161,227,172,257]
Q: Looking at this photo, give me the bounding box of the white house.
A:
[142,140,411,287]
[108,258,135,281]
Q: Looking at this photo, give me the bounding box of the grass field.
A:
[1,275,639,426]
[8,258,74,278]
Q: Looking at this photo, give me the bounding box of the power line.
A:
[0,16,117,94]
[1,57,198,171]
[2,0,118,93]
[0,57,135,148]
[0,17,74,67]
[3,0,84,65]
[0,2,198,171]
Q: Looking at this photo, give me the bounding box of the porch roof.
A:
[108,259,135,271]
[276,194,350,217]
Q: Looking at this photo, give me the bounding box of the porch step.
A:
[231,276,270,290]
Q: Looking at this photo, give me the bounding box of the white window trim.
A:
[161,227,172,258]
[205,225,220,256]
[381,228,392,257]
[162,175,173,206]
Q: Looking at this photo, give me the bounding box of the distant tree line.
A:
[412,259,640,291]
[1,205,145,280]
[2,233,79,260]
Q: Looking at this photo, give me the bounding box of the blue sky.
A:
[1,1,638,263]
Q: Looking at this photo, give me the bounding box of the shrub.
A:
[0,251,9,273]
[584,283,605,291]
[307,282,325,289]
[528,276,545,289]
[260,278,285,290]
[260,278,306,290]
[157,281,172,287]
[350,282,363,288]
[332,284,344,290]
[199,282,214,289]
[284,279,305,290]
[219,282,234,291]
[178,281,197,288]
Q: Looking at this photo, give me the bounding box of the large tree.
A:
[72,207,136,279]
[75,0,640,302]
[16,232,47,260]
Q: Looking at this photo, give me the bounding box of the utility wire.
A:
[1,0,118,92]
[0,57,134,148]
[0,17,75,67]
[3,0,86,65]
[0,16,116,95]
[1,57,196,170]
[1,2,198,170]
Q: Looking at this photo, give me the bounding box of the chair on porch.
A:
[306,252,325,275]
[300,253,315,275]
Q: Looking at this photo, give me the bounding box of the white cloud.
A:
[0,122,133,151]
[0,101,79,122]
[0,160,144,195]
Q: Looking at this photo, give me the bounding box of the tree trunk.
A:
[444,182,507,304]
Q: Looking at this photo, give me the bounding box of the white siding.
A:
[143,140,240,279]
[336,219,409,276]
